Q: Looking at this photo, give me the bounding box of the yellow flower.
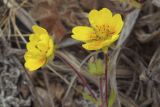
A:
[71,8,124,51]
[24,25,55,71]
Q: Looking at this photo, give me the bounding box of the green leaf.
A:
[88,59,104,76]
[108,89,116,107]
[82,92,97,104]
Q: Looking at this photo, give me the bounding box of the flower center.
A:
[94,24,115,40]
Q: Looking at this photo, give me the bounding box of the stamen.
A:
[93,24,115,40]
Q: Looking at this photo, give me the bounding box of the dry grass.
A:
[0,0,160,107]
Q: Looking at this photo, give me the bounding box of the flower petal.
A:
[28,34,50,52]
[24,51,46,71]
[111,14,124,34]
[72,26,96,42]
[46,37,54,58]
[82,34,120,50]
[26,42,39,51]
[88,8,112,27]
[36,41,49,52]
[103,34,120,47]
[82,40,104,50]
[29,34,40,42]
[24,51,43,61]
[25,58,46,71]
[39,34,50,42]
[32,25,48,35]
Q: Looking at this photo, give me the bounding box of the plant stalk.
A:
[100,77,104,107]
[55,51,97,100]
[104,54,108,107]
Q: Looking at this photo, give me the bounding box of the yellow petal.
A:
[39,34,50,42]
[36,41,49,52]
[26,42,39,51]
[28,34,50,52]
[82,34,120,50]
[103,34,120,47]
[38,34,51,52]
[25,58,46,71]
[32,25,48,35]
[29,34,40,42]
[24,51,46,71]
[46,37,54,58]
[26,41,46,53]
[88,8,112,27]
[111,14,124,34]
[82,40,104,50]
[72,26,96,42]
[24,51,43,61]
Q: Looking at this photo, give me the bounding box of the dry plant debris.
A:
[0,0,160,107]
